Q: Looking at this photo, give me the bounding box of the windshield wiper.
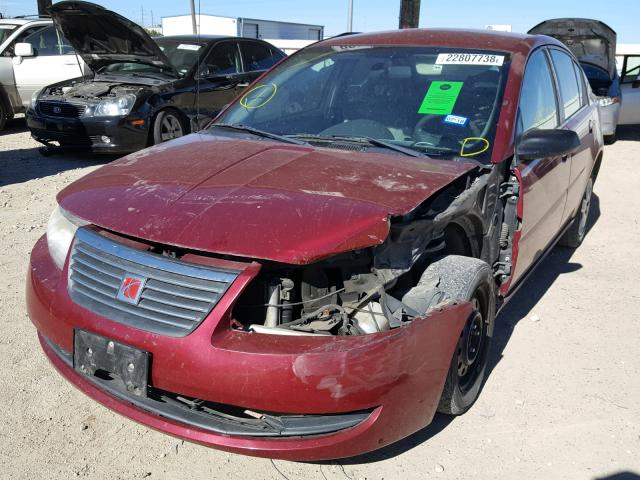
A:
[211,123,309,145]
[287,134,425,158]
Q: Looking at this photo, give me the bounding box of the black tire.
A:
[559,177,593,248]
[151,109,185,145]
[411,255,496,415]
[0,101,7,132]
[604,131,617,144]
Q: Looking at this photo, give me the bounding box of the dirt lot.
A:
[1,116,639,480]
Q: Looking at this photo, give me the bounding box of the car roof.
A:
[0,18,51,26]
[320,28,565,56]
[158,35,269,43]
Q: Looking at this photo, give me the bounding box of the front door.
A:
[618,54,640,125]
[192,41,245,128]
[12,26,85,107]
[511,48,571,284]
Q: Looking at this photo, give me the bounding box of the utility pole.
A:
[141,5,144,27]
[347,0,353,32]
[151,10,154,28]
[399,0,420,29]
[189,0,197,34]
[37,0,52,16]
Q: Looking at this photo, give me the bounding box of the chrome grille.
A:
[68,228,239,336]
[39,101,86,118]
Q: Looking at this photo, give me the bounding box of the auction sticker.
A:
[418,81,463,115]
[436,53,505,66]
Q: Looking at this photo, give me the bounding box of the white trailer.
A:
[161,14,324,53]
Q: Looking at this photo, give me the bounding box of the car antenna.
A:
[196,0,201,129]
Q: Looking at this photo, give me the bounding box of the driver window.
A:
[203,43,240,76]
[622,55,640,83]
[22,26,66,56]
[2,25,46,57]
[517,49,559,134]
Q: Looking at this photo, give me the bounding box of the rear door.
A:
[547,48,595,223]
[12,26,85,106]
[618,54,640,125]
[511,48,571,284]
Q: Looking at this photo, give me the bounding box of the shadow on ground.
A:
[333,195,601,464]
[595,473,640,480]
[0,118,117,187]
[616,125,640,141]
[0,116,29,137]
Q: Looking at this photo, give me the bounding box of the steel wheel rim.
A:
[456,290,489,393]
[159,114,183,142]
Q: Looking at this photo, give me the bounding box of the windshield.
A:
[214,45,510,162]
[0,24,19,44]
[155,38,206,76]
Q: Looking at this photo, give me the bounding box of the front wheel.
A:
[151,110,185,145]
[407,255,496,415]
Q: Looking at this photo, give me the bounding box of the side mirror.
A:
[516,129,581,162]
[14,43,34,57]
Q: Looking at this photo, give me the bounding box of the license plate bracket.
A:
[73,329,149,397]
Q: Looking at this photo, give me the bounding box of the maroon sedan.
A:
[27,29,603,460]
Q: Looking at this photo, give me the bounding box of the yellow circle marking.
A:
[240,83,278,109]
[460,137,490,157]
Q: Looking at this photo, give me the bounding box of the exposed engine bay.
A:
[230,163,520,336]
[39,80,146,105]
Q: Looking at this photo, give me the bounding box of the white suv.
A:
[0,17,86,130]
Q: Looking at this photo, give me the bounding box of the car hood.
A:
[50,1,176,75]
[58,133,476,264]
[528,18,617,77]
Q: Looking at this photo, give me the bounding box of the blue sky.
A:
[2,0,638,43]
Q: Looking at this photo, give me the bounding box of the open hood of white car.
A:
[529,18,617,78]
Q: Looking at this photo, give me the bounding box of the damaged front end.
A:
[230,166,504,338]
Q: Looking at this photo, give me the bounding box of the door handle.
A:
[236,82,250,88]
[588,119,593,133]
[561,155,569,162]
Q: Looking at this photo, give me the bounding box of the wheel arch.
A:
[443,214,484,259]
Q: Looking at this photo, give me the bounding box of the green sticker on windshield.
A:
[418,81,463,115]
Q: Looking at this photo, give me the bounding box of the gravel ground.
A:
[1,117,639,480]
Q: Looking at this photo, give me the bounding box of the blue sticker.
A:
[443,114,469,127]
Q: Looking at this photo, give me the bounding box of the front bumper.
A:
[26,109,148,154]
[599,102,621,136]
[27,234,469,460]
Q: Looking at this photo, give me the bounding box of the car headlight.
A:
[598,96,620,107]
[30,89,41,110]
[46,205,88,269]
[94,94,137,117]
